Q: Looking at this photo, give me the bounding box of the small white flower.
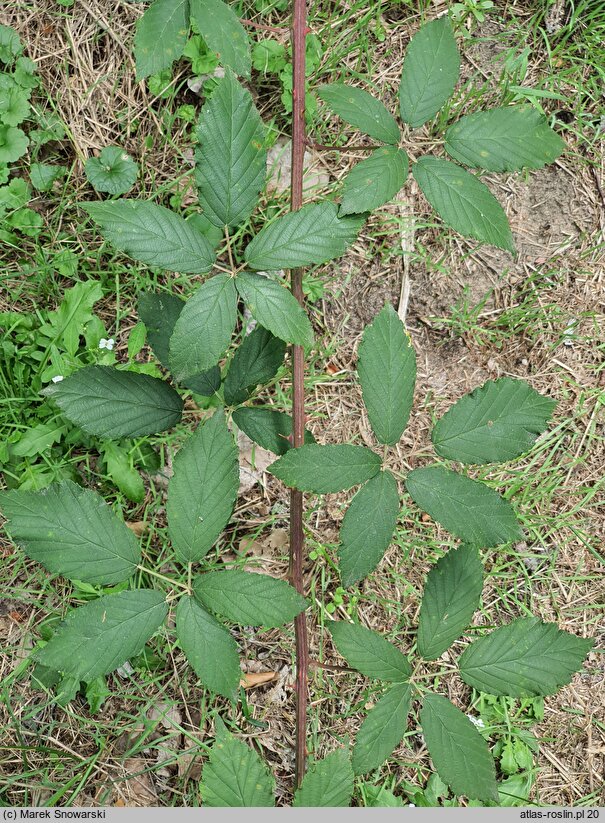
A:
[99,337,115,351]
[51,375,64,383]
[408,803,416,807]
[467,714,485,728]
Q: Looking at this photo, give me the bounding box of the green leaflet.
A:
[166,411,239,563]
[42,366,183,439]
[134,0,189,80]
[82,200,216,274]
[358,303,416,445]
[421,693,498,803]
[405,465,522,547]
[243,202,364,271]
[195,70,264,227]
[194,570,308,627]
[137,291,221,395]
[432,378,556,464]
[352,683,412,775]
[0,481,140,585]
[340,147,409,216]
[399,17,460,128]
[294,749,354,807]
[35,590,168,683]
[169,274,238,380]
[317,84,400,145]
[417,544,483,660]
[413,156,514,253]
[338,470,400,587]
[175,596,240,700]
[223,326,286,406]
[269,443,382,494]
[458,617,594,697]
[235,272,313,348]
[201,721,275,807]
[190,0,251,79]
[445,106,565,172]
[329,621,411,682]
[232,407,315,456]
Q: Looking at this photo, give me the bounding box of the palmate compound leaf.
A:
[458,617,594,697]
[235,272,313,349]
[223,326,286,406]
[412,156,515,253]
[339,147,409,216]
[42,366,183,439]
[137,291,220,395]
[417,543,483,661]
[175,596,240,700]
[358,303,416,445]
[399,17,460,129]
[243,201,364,271]
[317,84,400,145]
[432,378,557,465]
[329,621,411,682]
[35,589,168,683]
[190,0,251,79]
[81,200,216,274]
[232,407,315,455]
[352,682,412,776]
[405,465,522,547]
[134,0,189,81]
[445,106,565,172]
[169,274,238,381]
[293,748,354,807]
[0,481,140,585]
[338,470,400,587]
[201,720,275,807]
[420,693,498,803]
[194,570,308,627]
[268,443,381,494]
[195,69,264,228]
[166,410,239,563]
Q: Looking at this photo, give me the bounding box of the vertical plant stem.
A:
[290,0,309,791]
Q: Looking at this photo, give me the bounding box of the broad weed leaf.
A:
[318,84,400,144]
[358,303,416,445]
[0,480,140,585]
[176,596,240,700]
[399,18,460,128]
[134,0,189,80]
[458,617,594,696]
[166,410,239,563]
[82,200,216,274]
[421,692,498,803]
[169,273,237,380]
[190,0,251,79]
[294,749,354,807]
[418,543,483,660]
[269,443,381,493]
[85,146,138,195]
[340,147,409,216]
[42,365,183,438]
[352,683,411,775]
[195,70,265,227]
[194,570,308,627]
[406,465,522,547]
[413,156,514,252]
[445,106,565,172]
[35,590,168,683]
[329,621,411,682]
[243,201,363,271]
[338,470,400,587]
[432,378,556,464]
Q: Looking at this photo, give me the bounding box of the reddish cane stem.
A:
[290,0,309,792]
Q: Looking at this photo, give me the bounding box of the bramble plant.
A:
[0,7,594,808]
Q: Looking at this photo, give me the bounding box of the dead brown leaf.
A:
[240,671,278,689]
